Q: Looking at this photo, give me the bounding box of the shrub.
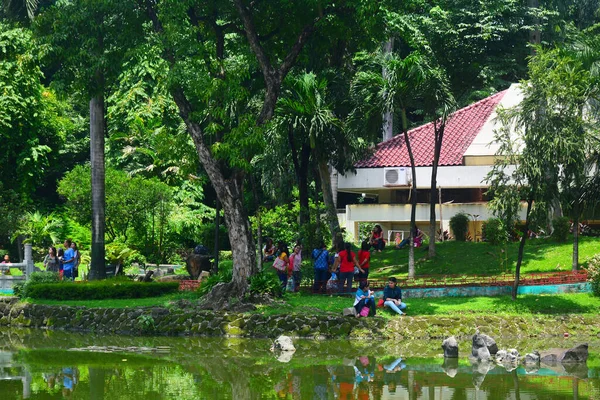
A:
[197,268,233,297]
[449,213,470,241]
[482,218,506,245]
[552,216,570,243]
[586,254,600,297]
[13,271,60,299]
[24,280,179,300]
[249,271,282,297]
[197,223,231,251]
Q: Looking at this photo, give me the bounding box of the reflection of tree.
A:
[89,368,105,400]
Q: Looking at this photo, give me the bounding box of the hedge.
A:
[25,281,180,300]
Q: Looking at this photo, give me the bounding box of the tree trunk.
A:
[298,144,311,225]
[317,159,340,245]
[402,108,418,278]
[513,197,533,300]
[250,174,263,271]
[89,94,106,280]
[213,197,220,275]
[381,38,394,142]
[429,121,445,258]
[572,208,579,271]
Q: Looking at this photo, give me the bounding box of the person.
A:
[383,277,407,315]
[312,242,329,293]
[62,239,76,280]
[337,242,361,293]
[289,244,302,292]
[397,226,424,249]
[57,248,64,279]
[71,241,81,278]
[354,281,376,317]
[394,232,402,248]
[1,254,10,263]
[274,241,290,291]
[370,224,385,252]
[43,247,60,272]
[330,241,345,274]
[263,238,276,262]
[356,241,371,283]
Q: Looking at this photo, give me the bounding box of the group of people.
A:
[266,238,304,292]
[42,239,81,279]
[352,278,407,317]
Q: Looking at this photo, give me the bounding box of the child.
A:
[394,232,402,248]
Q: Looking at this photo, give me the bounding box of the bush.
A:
[482,218,506,245]
[197,223,231,252]
[552,216,570,243]
[249,271,282,297]
[587,254,600,297]
[24,280,179,300]
[197,268,233,297]
[13,271,60,298]
[449,213,470,241]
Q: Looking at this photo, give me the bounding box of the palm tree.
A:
[2,0,38,20]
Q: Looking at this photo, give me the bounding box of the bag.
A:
[377,299,384,308]
[286,277,295,292]
[326,273,338,290]
[272,257,286,272]
[354,266,360,275]
[359,306,370,317]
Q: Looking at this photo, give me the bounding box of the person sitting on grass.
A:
[354,281,376,317]
[383,277,407,315]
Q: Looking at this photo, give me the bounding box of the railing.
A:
[0,244,34,291]
[178,270,589,293]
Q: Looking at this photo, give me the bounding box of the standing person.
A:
[383,277,407,315]
[62,239,76,280]
[57,248,64,279]
[273,241,290,291]
[289,244,302,292]
[356,241,371,284]
[370,225,385,252]
[71,242,81,279]
[43,247,60,272]
[337,243,361,293]
[312,242,329,293]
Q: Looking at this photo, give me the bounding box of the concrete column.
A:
[24,244,34,278]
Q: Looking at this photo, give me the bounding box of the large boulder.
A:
[472,333,491,361]
[540,344,588,365]
[442,336,459,358]
[271,335,296,352]
[480,333,498,355]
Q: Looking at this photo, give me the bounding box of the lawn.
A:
[367,235,600,279]
[253,292,600,318]
[27,291,201,308]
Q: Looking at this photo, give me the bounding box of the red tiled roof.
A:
[355,90,507,168]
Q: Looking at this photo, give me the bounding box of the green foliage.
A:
[552,216,571,243]
[12,211,63,248]
[24,281,180,300]
[105,242,146,268]
[358,222,376,242]
[197,269,233,298]
[13,271,60,299]
[482,218,506,245]
[196,223,230,252]
[449,213,470,241]
[249,271,282,298]
[586,254,600,297]
[136,314,156,334]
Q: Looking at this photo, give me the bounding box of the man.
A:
[62,239,75,280]
[383,277,407,315]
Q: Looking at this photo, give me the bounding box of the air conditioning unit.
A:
[383,167,409,186]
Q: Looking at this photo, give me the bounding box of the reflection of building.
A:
[337,84,528,242]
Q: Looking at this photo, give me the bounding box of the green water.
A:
[0,328,599,399]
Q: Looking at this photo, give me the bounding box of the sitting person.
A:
[354,281,376,317]
[382,277,407,315]
[370,224,385,252]
[396,226,423,249]
[262,238,276,262]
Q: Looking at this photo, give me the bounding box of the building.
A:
[337,83,527,243]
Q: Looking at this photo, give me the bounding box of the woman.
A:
[370,225,385,252]
[43,247,60,273]
[397,226,424,249]
[289,244,302,292]
[71,242,81,278]
[263,238,275,262]
[337,243,362,293]
[273,241,290,291]
[356,241,371,283]
[354,281,376,317]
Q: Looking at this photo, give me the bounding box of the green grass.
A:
[26,291,200,308]
[252,292,600,318]
[368,235,600,279]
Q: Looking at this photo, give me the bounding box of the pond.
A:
[0,328,599,399]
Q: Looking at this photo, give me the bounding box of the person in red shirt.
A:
[337,242,361,293]
[370,224,385,252]
[356,241,371,284]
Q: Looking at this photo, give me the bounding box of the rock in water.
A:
[495,349,508,363]
[442,336,459,358]
[561,343,588,363]
[480,333,498,355]
[271,336,296,352]
[524,351,540,365]
[472,334,491,360]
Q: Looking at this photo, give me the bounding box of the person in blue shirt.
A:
[383,277,407,315]
[62,239,76,280]
[312,242,330,293]
[354,281,376,317]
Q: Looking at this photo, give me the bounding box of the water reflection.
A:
[0,331,598,399]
